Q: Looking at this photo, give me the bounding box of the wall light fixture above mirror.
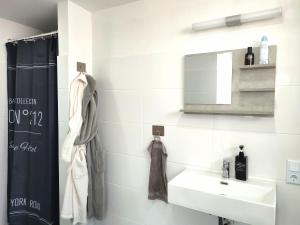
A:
[192,7,282,31]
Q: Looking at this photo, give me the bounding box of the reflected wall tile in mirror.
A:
[184,51,233,105]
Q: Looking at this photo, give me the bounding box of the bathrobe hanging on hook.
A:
[61,72,89,225]
[74,74,105,220]
[61,72,105,223]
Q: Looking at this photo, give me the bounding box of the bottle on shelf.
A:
[259,35,269,64]
[244,47,255,66]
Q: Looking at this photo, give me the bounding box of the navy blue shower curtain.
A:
[6,36,59,225]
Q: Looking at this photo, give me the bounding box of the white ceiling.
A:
[72,0,139,12]
[0,0,59,31]
[0,0,139,31]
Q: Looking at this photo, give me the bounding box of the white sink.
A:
[168,169,276,225]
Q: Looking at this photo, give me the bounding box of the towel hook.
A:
[152,125,164,141]
[154,131,161,141]
[77,62,86,73]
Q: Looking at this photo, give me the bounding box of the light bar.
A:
[192,8,282,32]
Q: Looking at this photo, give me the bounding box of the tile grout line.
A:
[99,120,300,136]
[97,84,300,92]
[105,150,287,183]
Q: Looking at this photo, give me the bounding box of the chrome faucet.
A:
[222,160,230,178]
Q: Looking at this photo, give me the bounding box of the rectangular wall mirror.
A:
[182,46,277,116]
[184,51,233,105]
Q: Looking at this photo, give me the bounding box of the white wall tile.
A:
[213,130,300,180]
[166,162,186,181]
[142,201,174,225]
[0,18,40,63]
[276,181,300,225]
[106,182,221,225]
[99,213,142,225]
[0,118,8,225]
[92,0,300,225]
[177,113,214,129]
[106,153,149,190]
[0,118,8,172]
[0,170,7,225]
[142,53,183,90]
[212,79,300,137]
[164,126,214,168]
[97,53,183,91]
[99,90,142,123]
[57,3,93,223]
[58,89,69,123]
[58,121,68,154]
[0,62,7,118]
[58,122,69,214]
[274,12,300,86]
[274,86,300,134]
[143,125,214,168]
[97,56,144,90]
[99,122,143,156]
[166,205,217,225]
[213,115,276,133]
[57,55,69,90]
[107,183,148,224]
[68,1,93,75]
[88,218,105,225]
[92,2,176,58]
[106,152,188,193]
[105,150,186,205]
[143,90,183,125]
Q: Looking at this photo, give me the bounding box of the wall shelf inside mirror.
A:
[239,64,276,70]
[239,87,275,92]
[180,109,274,116]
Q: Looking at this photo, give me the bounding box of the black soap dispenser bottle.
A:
[244,47,255,65]
[235,145,248,181]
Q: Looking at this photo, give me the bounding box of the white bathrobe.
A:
[61,73,89,225]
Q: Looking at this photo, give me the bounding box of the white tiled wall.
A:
[91,0,300,225]
[57,4,70,222]
[57,1,93,225]
[0,18,40,225]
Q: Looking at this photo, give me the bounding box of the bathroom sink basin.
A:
[168,169,276,225]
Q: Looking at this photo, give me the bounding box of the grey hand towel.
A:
[74,74,105,220]
[147,140,168,203]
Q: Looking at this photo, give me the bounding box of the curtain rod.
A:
[7,30,58,43]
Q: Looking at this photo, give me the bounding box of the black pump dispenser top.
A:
[239,145,245,158]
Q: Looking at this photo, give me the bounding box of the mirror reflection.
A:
[184,51,233,105]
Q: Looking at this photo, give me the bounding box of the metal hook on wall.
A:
[154,131,161,141]
[152,125,164,141]
[77,62,86,73]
